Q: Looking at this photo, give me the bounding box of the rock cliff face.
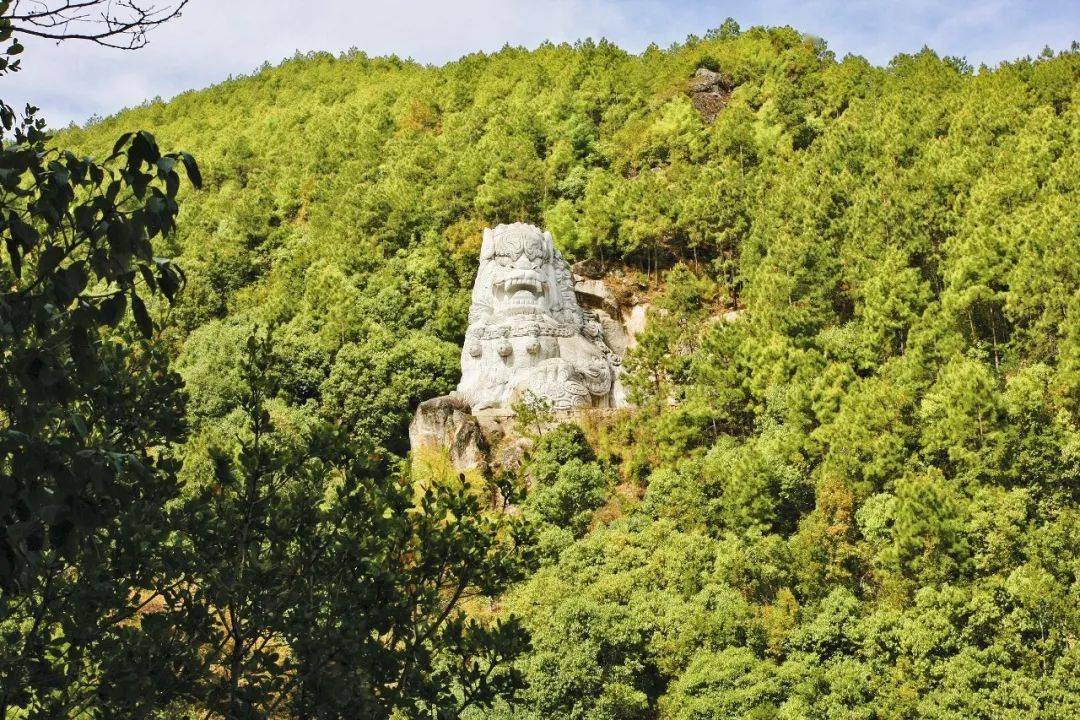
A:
[408,396,489,474]
[688,67,732,122]
[571,270,630,356]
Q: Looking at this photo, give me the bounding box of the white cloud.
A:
[3,0,1076,127]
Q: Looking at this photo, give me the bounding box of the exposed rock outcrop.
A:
[623,303,649,349]
[570,261,650,356]
[409,395,489,474]
[689,67,732,122]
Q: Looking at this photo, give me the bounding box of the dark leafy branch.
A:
[5,0,188,49]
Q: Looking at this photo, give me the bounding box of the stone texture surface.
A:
[455,223,627,412]
[593,309,629,357]
[689,67,732,122]
[573,276,620,317]
[623,303,649,349]
[496,437,533,476]
[409,395,489,473]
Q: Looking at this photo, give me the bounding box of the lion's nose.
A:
[513,254,532,270]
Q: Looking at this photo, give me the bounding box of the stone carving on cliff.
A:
[455,223,627,413]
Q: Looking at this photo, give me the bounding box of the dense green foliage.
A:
[173,328,527,718]
[0,6,202,710]
[0,10,526,717]
[37,17,1080,720]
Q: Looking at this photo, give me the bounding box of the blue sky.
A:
[5,0,1078,128]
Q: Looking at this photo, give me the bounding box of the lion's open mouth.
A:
[495,272,543,295]
[493,271,547,312]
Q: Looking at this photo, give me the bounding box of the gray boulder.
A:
[409,395,489,474]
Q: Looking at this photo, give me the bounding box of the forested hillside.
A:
[48,21,1080,719]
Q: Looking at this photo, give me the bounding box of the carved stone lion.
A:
[455,223,626,412]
